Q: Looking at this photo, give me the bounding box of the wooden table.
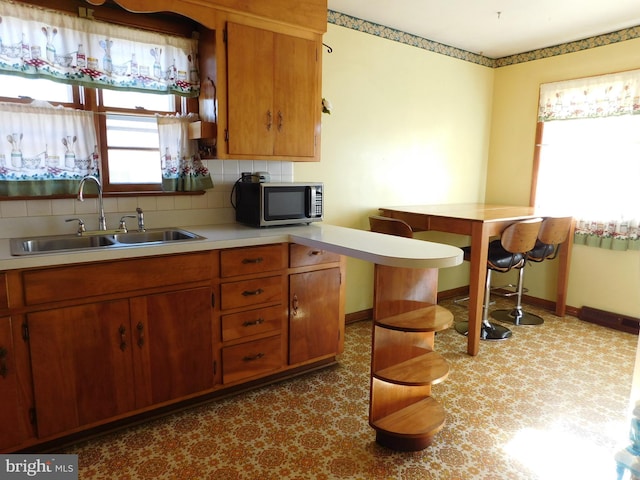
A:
[378,204,574,356]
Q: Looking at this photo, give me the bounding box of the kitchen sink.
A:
[113,229,201,244]
[10,228,204,256]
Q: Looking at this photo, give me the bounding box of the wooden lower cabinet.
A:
[133,287,216,405]
[0,316,34,450]
[28,287,215,439]
[1,243,346,451]
[28,300,137,438]
[289,267,341,365]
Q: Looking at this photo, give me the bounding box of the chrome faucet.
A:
[78,175,106,231]
[136,207,145,232]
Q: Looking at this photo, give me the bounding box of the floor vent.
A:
[578,306,640,335]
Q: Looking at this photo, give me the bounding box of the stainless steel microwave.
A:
[234,182,324,227]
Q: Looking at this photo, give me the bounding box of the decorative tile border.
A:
[328,10,640,68]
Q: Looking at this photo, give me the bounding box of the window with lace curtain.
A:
[533,69,640,251]
[0,0,213,197]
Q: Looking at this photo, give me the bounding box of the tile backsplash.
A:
[0,160,293,239]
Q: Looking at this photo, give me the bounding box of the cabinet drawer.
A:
[222,335,282,384]
[220,244,285,278]
[222,305,283,342]
[221,275,283,310]
[22,251,217,305]
[289,244,341,268]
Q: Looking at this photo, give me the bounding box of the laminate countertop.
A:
[0,223,463,271]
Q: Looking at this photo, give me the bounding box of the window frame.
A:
[0,0,203,199]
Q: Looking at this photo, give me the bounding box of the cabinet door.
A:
[28,300,136,438]
[137,287,215,404]
[0,316,32,450]
[289,268,341,364]
[226,22,320,159]
[226,22,274,156]
[273,32,318,157]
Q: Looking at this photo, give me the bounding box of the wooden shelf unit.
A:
[369,304,453,451]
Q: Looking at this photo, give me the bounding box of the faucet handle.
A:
[118,215,136,233]
[136,207,145,232]
[65,218,86,236]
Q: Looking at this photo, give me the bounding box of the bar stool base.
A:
[454,321,512,340]
[491,309,544,326]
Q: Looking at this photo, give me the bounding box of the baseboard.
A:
[346,309,372,324]
[578,306,640,334]
[347,289,637,336]
[438,287,582,318]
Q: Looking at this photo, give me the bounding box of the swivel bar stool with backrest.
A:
[491,216,573,326]
[454,218,543,340]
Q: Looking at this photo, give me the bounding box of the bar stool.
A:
[454,218,542,340]
[491,216,573,326]
[369,215,413,238]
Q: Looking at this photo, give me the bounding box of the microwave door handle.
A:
[306,186,315,218]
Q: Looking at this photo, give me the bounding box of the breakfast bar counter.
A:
[0,222,462,271]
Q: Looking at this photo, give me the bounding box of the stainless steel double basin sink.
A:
[10,228,204,256]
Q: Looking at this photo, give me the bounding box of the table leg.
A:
[555,218,575,316]
[466,222,489,356]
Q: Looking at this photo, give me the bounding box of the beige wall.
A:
[300,24,640,319]
[488,38,640,318]
[295,24,495,314]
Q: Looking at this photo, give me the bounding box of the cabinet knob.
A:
[266,110,272,131]
[137,322,145,348]
[243,352,265,362]
[243,318,265,327]
[0,347,7,378]
[118,325,127,351]
[242,288,264,297]
[241,257,263,264]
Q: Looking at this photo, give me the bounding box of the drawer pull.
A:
[0,347,7,378]
[243,352,265,362]
[310,250,324,256]
[292,294,299,316]
[137,322,145,348]
[243,318,265,327]
[242,288,264,297]
[118,325,127,351]
[241,257,263,264]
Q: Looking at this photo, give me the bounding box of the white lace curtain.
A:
[537,69,640,251]
[0,101,99,196]
[157,114,213,192]
[0,0,199,96]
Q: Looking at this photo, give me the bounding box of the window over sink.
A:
[0,0,212,199]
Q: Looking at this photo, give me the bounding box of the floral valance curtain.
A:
[0,101,99,196]
[538,69,640,122]
[0,0,199,97]
[538,69,640,251]
[157,114,213,192]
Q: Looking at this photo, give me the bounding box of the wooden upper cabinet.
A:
[226,22,321,161]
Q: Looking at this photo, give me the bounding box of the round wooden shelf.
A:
[375,305,453,332]
[370,397,446,451]
[373,349,449,386]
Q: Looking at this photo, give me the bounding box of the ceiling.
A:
[327,0,640,59]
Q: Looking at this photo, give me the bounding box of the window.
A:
[533,70,640,249]
[0,74,185,192]
[0,0,211,198]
